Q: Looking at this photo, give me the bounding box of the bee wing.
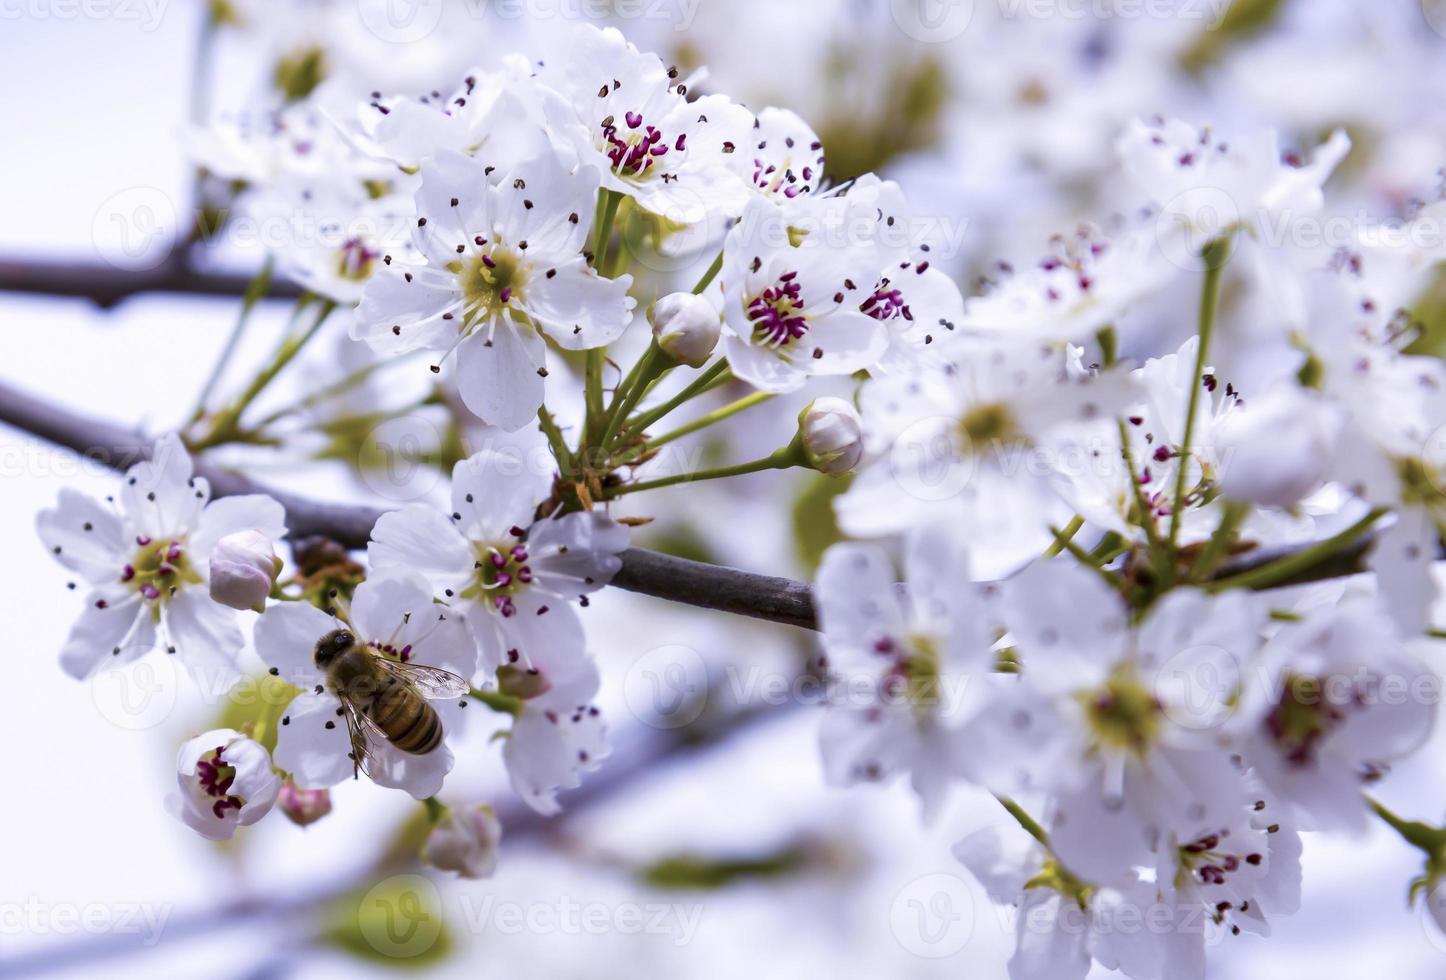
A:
[371,657,471,700]
[337,696,386,780]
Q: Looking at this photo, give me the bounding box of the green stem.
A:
[250,350,419,430]
[1187,499,1250,583]
[600,342,670,449]
[619,361,732,443]
[195,297,336,450]
[605,439,803,498]
[1170,235,1233,551]
[1207,507,1388,593]
[691,250,724,294]
[1368,795,1445,854]
[642,391,774,452]
[537,405,573,476]
[583,348,606,446]
[995,795,1049,846]
[592,189,623,274]
[1043,515,1085,558]
[423,796,447,823]
[1049,525,1122,590]
[188,256,274,424]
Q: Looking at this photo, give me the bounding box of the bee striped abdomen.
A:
[367,672,444,755]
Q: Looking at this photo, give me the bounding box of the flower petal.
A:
[273,691,354,790]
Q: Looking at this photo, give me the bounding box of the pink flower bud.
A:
[278,778,332,827]
[209,530,282,612]
[423,804,502,879]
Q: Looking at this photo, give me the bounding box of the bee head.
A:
[314,629,355,670]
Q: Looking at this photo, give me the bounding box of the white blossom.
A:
[168,729,281,841]
[37,434,287,682]
[352,148,635,430]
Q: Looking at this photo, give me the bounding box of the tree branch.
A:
[0,256,303,308]
[0,377,822,630]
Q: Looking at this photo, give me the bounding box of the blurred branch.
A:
[0,256,302,308]
[0,377,821,630]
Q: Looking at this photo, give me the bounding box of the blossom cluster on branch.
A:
[27,12,1446,978]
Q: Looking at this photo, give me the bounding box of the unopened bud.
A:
[799,398,864,476]
[278,778,332,827]
[209,530,282,612]
[650,292,721,368]
[424,804,502,879]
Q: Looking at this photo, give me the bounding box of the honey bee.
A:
[313,628,470,777]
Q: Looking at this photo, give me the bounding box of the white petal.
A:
[369,740,456,800]
[59,594,154,679]
[503,660,607,815]
[720,331,805,393]
[192,495,287,561]
[494,154,597,257]
[353,266,463,355]
[527,512,629,595]
[1002,558,1129,695]
[451,448,552,540]
[368,505,474,594]
[162,589,245,686]
[121,434,206,538]
[38,488,127,584]
[497,591,585,674]
[273,692,354,790]
[525,262,635,350]
[350,569,444,645]
[816,543,908,668]
[456,326,547,431]
[254,600,336,689]
[803,309,888,375]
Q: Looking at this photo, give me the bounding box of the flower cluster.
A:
[33,14,1446,964]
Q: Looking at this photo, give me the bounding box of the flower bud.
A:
[1215,386,1344,508]
[209,529,283,612]
[650,292,721,368]
[423,804,502,879]
[168,729,281,841]
[799,398,865,476]
[277,778,332,827]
